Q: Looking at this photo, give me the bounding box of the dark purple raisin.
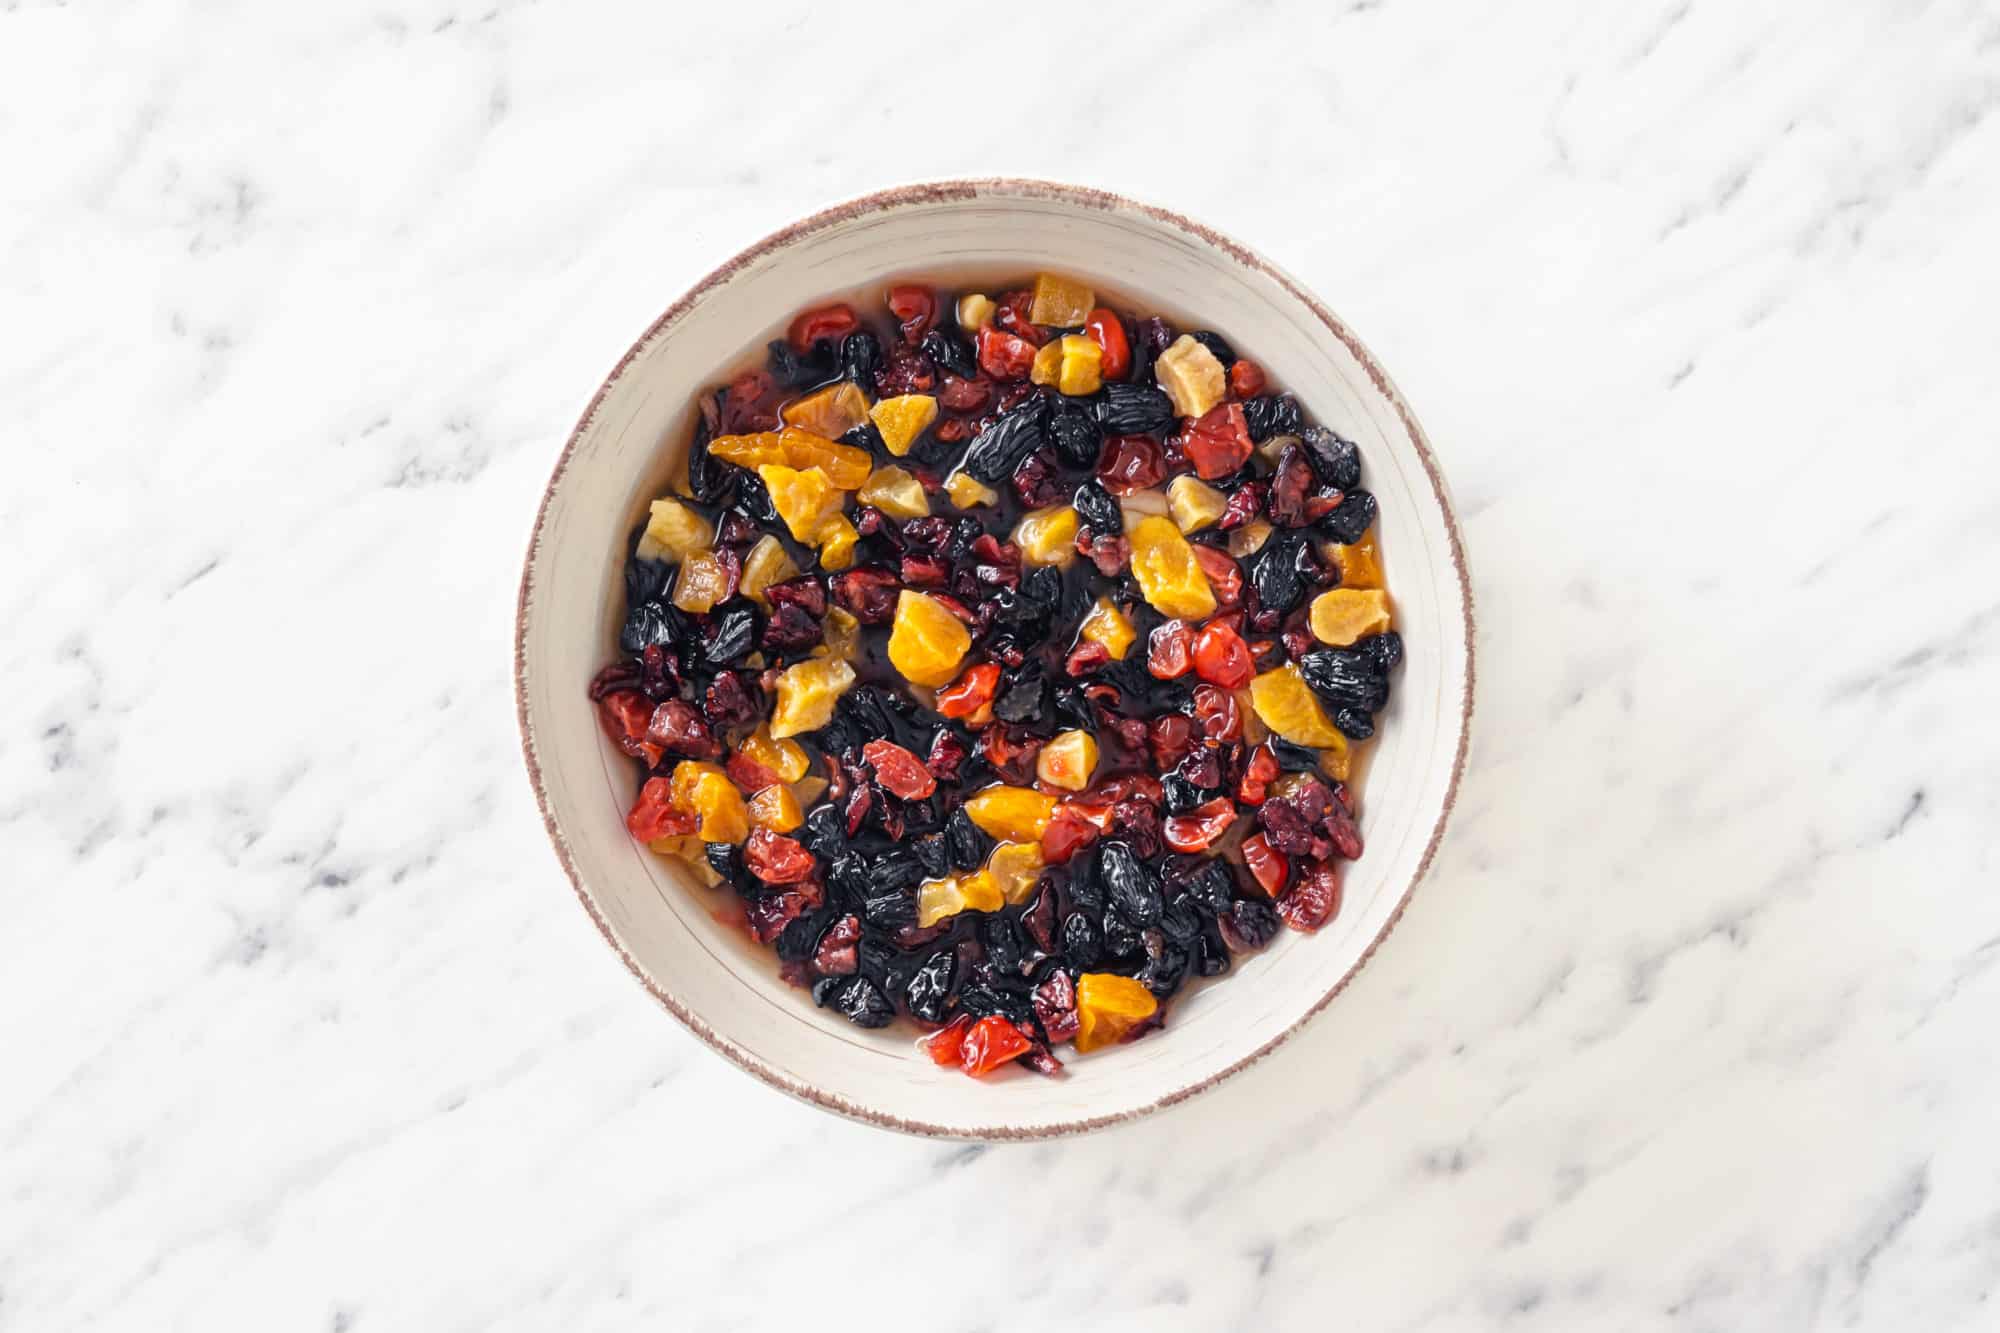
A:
[1318,489,1378,545]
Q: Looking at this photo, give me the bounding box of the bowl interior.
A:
[517,182,1472,1137]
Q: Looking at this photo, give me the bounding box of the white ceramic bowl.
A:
[516,180,1473,1138]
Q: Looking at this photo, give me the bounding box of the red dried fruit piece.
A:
[1192,683,1243,743]
[812,914,862,976]
[1238,743,1281,806]
[725,751,784,795]
[900,553,950,587]
[977,726,1044,785]
[1324,813,1364,861]
[588,660,641,701]
[744,827,816,884]
[977,325,1039,381]
[1096,434,1166,496]
[885,284,936,344]
[1190,544,1244,610]
[993,288,1048,345]
[1184,403,1254,480]
[1084,307,1130,379]
[1242,831,1289,897]
[1032,969,1081,1044]
[1040,809,1101,863]
[1277,862,1343,932]
[721,370,779,433]
[646,699,721,760]
[626,776,696,841]
[831,567,900,623]
[1281,625,1315,660]
[1012,451,1064,508]
[934,416,971,444]
[960,1014,1033,1076]
[1097,773,1164,806]
[1148,712,1195,770]
[937,374,992,412]
[1064,639,1111,677]
[1218,481,1266,531]
[1163,796,1238,853]
[1109,798,1162,858]
[599,689,663,765]
[1257,798,1316,856]
[1147,620,1194,679]
[786,303,859,353]
[744,888,814,943]
[923,1013,974,1066]
[875,344,937,396]
[1078,530,1131,576]
[1020,1042,1064,1077]
[862,739,938,800]
[765,575,828,617]
[843,780,872,836]
[1229,358,1267,398]
[705,671,761,729]
[1191,622,1254,689]
[926,727,968,782]
[936,663,1001,718]
[1268,443,1316,527]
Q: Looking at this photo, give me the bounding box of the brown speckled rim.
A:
[514,178,1477,1140]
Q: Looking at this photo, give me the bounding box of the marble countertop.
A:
[6,1,1998,1328]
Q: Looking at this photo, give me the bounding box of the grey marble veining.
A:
[3,1,1998,1328]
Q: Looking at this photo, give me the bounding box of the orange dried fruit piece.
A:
[781,381,871,439]
[769,656,857,738]
[1167,475,1227,533]
[746,783,803,833]
[668,761,749,844]
[1028,272,1095,327]
[985,841,1046,905]
[887,589,972,687]
[917,869,1004,928]
[739,723,809,783]
[1030,339,1063,387]
[1128,516,1217,620]
[869,394,939,457]
[857,465,931,520]
[1012,505,1078,567]
[814,512,859,571]
[1074,972,1158,1053]
[944,470,999,509]
[1331,530,1384,589]
[758,464,844,542]
[1248,663,1345,748]
[815,606,862,663]
[1056,334,1103,396]
[671,550,731,613]
[1077,597,1136,660]
[739,535,797,605]
[1035,730,1098,792]
[1227,518,1273,559]
[1308,588,1393,646]
[636,497,715,562]
[1154,334,1227,419]
[963,785,1060,843]
[711,428,872,488]
[668,760,728,810]
[956,293,996,334]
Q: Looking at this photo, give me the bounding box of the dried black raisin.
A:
[1318,489,1378,545]
[1093,382,1175,435]
[1072,479,1122,537]
[1242,394,1301,443]
[832,975,895,1028]
[905,948,958,1023]
[1048,403,1104,470]
[964,398,1049,483]
[1299,425,1361,490]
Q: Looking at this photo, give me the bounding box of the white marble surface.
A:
[5,1,1998,1328]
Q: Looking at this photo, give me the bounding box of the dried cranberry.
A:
[1110,799,1162,859]
[637,642,678,700]
[716,512,759,545]
[1257,799,1316,856]
[1190,545,1244,610]
[1022,881,1059,953]
[599,689,661,765]
[764,576,827,617]
[843,781,873,836]
[863,739,937,800]
[900,553,949,587]
[1040,810,1100,863]
[1242,832,1289,897]
[705,671,761,728]
[937,374,992,412]
[786,304,858,353]
[761,604,820,652]
[1277,862,1342,932]
[744,828,817,884]
[1237,743,1281,806]
[978,726,1043,785]
[1011,450,1064,508]
[812,914,862,976]
[1147,620,1194,679]
[976,326,1038,381]
[1149,713,1195,770]
[874,344,936,396]
[1080,531,1130,576]
[1268,443,1317,527]
[1324,813,1364,861]
[1280,625,1315,661]
[1219,481,1266,531]
[645,699,720,759]
[1031,969,1081,1044]
[721,370,779,433]
[831,567,900,623]
[992,289,1047,345]
[588,660,642,702]
[885,284,936,343]
[1064,640,1111,676]
[1183,403,1254,480]
[625,776,695,841]
[1177,745,1222,789]
[926,728,968,782]
[935,417,970,444]
[744,889,814,944]
[1096,434,1166,495]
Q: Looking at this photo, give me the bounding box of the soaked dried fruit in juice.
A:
[813,512,859,571]
[1163,797,1237,853]
[671,551,732,613]
[1096,434,1166,496]
[1248,664,1345,748]
[1030,339,1063,387]
[1167,475,1228,533]
[636,497,715,562]
[786,303,858,352]
[815,606,862,663]
[1182,402,1254,480]
[1035,729,1099,792]
[1147,619,1194,679]
[959,1013,1033,1075]
[746,783,804,833]
[944,470,1000,509]
[1309,588,1393,646]
[1084,307,1130,380]
[1229,358,1268,398]
[1074,972,1159,1053]
[1077,597,1136,660]
[1277,862,1342,932]
[1128,516,1217,620]
[740,723,809,784]
[1012,505,1079,567]
[1154,334,1227,419]
[963,785,1059,842]
[857,465,931,520]
[1192,621,1254,689]
[685,770,749,844]
[780,381,871,439]
[869,394,939,457]
[916,869,1003,927]
[757,464,844,542]
[862,739,937,799]
[956,293,996,334]
[977,326,1039,381]
[1028,272,1095,327]
[1056,334,1103,396]
[885,284,936,343]
[627,776,693,841]
[769,656,857,738]
[1329,531,1384,589]
[739,535,797,605]
[985,841,1046,904]
[888,590,972,687]
[744,826,814,882]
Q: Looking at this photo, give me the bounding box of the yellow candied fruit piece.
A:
[1074,973,1159,1053]
[712,429,872,488]
[672,550,731,614]
[815,606,862,663]
[1012,505,1078,567]
[668,760,728,811]
[956,293,996,334]
[1127,516,1217,620]
[781,382,871,439]
[887,589,972,687]
[740,723,809,784]
[1030,339,1063,387]
[917,870,1004,928]
[857,465,931,520]
[746,783,803,833]
[636,497,714,563]
[869,394,939,457]
[1029,272,1094,327]
[1332,530,1384,589]
[1056,334,1103,396]
[944,470,999,509]
[1035,730,1098,792]
[769,656,857,739]
[1227,517,1274,559]
[963,785,1059,843]
[1248,663,1345,748]
[689,772,749,844]
[1167,475,1228,534]
[1320,733,1351,781]
[1308,588,1393,647]
[1078,597,1136,660]
[815,512,859,571]
[986,841,1047,905]
[1154,335,1228,419]
[739,535,797,605]
[647,833,722,885]
[758,464,844,542]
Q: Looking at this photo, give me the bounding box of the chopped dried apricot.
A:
[1035,730,1099,792]
[944,470,999,509]
[888,590,972,687]
[963,785,1059,842]
[739,535,797,605]
[917,869,1003,927]
[1030,339,1063,387]
[746,783,803,833]
[712,428,872,488]
[758,464,844,542]
[1074,973,1158,1053]
[1154,335,1227,419]
[857,465,931,520]
[740,724,809,783]
[869,394,939,457]
[636,498,714,562]
[1248,663,1344,747]
[985,841,1046,905]
[685,769,749,844]
[1167,475,1228,533]
[1330,530,1384,589]
[769,656,857,738]
[1028,273,1095,327]
[1309,588,1393,646]
[781,381,871,439]
[1013,505,1078,567]
[1077,597,1136,660]
[1127,516,1217,619]
[815,606,862,663]
[1056,334,1103,396]
[671,551,731,613]
[814,512,859,571]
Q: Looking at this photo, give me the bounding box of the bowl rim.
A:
[514,177,1477,1140]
